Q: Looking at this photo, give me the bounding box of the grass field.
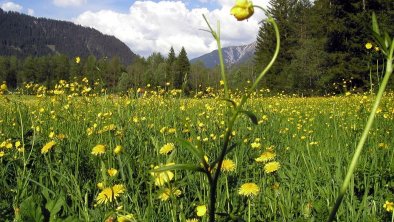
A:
[0,84,393,221]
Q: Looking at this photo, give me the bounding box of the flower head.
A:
[384,201,394,212]
[0,83,7,91]
[75,56,81,64]
[221,159,236,172]
[158,187,182,201]
[255,151,276,162]
[238,182,260,197]
[114,145,123,155]
[196,205,207,217]
[107,168,118,177]
[264,161,280,173]
[159,143,175,155]
[150,163,175,186]
[41,141,56,154]
[91,144,106,155]
[96,184,125,205]
[230,0,254,21]
[365,42,373,50]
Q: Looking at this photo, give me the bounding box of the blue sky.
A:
[1,0,269,58]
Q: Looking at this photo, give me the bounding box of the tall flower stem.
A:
[327,39,393,222]
[205,7,280,221]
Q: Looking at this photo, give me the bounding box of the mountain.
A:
[0,9,136,64]
[191,42,256,68]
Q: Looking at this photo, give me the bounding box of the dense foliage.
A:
[0,9,136,64]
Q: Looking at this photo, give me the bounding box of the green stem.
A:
[327,40,393,222]
[248,198,251,222]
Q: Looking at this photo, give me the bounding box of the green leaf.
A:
[372,31,387,54]
[150,164,204,173]
[221,98,237,108]
[384,32,392,49]
[176,138,205,160]
[20,196,44,222]
[45,196,65,219]
[371,12,380,35]
[239,110,258,125]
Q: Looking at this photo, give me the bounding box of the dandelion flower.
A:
[238,182,260,197]
[107,168,118,177]
[255,151,276,162]
[97,182,104,189]
[264,161,280,173]
[75,56,81,64]
[383,201,394,212]
[96,184,125,205]
[221,159,236,172]
[41,141,56,154]
[158,188,182,201]
[91,144,105,155]
[159,143,175,155]
[0,151,4,157]
[196,205,207,217]
[114,145,122,155]
[365,42,373,49]
[250,142,261,149]
[151,164,175,186]
[112,184,126,198]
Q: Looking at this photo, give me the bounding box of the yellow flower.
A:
[221,159,236,172]
[0,151,4,157]
[41,141,56,154]
[97,182,104,189]
[158,188,182,201]
[114,145,123,155]
[255,151,276,162]
[238,182,260,197]
[365,42,372,49]
[196,205,207,217]
[151,163,175,186]
[159,143,175,155]
[117,214,135,222]
[250,142,261,149]
[0,83,7,91]
[107,168,118,177]
[91,144,106,155]
[383,201,394,212]
[96,184,125,205]
[375,46,379,52]
[75,56,81,64]
[230,0,254,21]
[264,161,280,173]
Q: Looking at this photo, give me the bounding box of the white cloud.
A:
[27,8,34,16]
[0,1,23,12]
[53,0,87,7]
[74,0,269,59]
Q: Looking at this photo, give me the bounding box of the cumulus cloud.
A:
[0,1,23,12]
[74,0,269,59]
[53,0,87,7]
[27,8,34,16]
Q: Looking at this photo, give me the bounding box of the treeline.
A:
[0,47,224,93]
[253,0,394,95]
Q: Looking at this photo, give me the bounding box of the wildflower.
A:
[196,205,207,217]
[41,141,56,154]
[151,163,175,186]
[15,141,21,148]
[117,214,135,222]
[264,161,280,173]
[96,184,125,205]
[114,145,123,155]
[159,143,175,155]
[250,142,261,149]
[238,182,260,197]
[383,201,394,212]
[0,151,4,157]
[97,182,104,189]
[230,0,254,21]
[221,159,236,172]
[91,144,106,155]
[75,56,81,64]
[0,83,7,91]
[255,151,276,162]
[158,188,182,201]
[107,168,118,177]
[365,42,372,49]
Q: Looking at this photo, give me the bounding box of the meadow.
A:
[0,80,393,222]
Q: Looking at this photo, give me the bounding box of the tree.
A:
[166,47,176,87]
[174,47,190,92]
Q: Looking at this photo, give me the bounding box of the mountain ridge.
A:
[0,8,136,64]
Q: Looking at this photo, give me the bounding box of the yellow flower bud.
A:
[365,42,372,50]
[230,0,254,21]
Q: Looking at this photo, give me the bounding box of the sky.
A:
[0,0,269,59]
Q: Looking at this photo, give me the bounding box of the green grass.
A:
[0,93,393,221]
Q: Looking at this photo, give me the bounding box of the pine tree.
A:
[166,47,176,87]
[174,47,190,91]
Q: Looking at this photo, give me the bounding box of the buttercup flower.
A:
[383,200,394,212]
[365,42,372,50]
[196,205,207,217]
[230,0,254,21]
[239,182,259,197]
